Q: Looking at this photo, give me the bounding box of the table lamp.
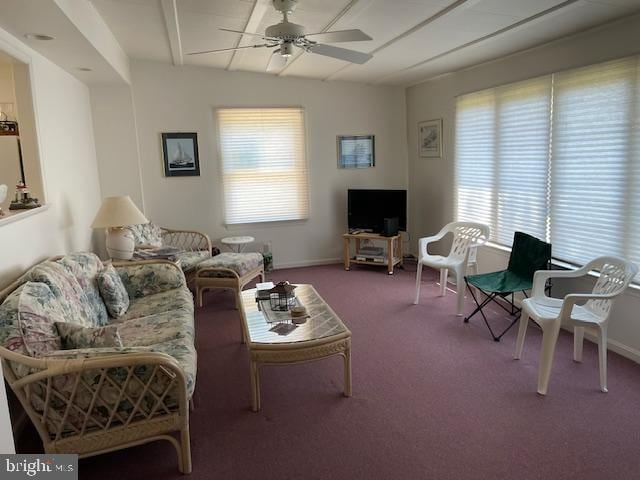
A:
[91,195,148,260]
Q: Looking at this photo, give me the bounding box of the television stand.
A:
[343,232,403,275]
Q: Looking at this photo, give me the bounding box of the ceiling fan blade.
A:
[266,50,288,72]
[308,44,372,64]
[186,44,268,55]
[219,27,278,41]
[304,29,372,43]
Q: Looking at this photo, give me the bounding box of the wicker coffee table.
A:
[239,284,352,411]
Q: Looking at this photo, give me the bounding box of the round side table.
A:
[221,236,255,253]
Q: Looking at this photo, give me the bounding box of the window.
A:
[456,77,552,247]
[216,107,309,224]
[455,56,640,278]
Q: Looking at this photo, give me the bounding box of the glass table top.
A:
[241,284,349,345]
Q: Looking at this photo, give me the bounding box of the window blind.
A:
[455,55,640,280]
[550,57,640,267]
[216,107,309,225]
[456,76,552,246]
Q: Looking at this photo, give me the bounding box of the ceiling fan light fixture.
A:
[280,42,294,57]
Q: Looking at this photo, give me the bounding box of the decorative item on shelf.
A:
[0,109,18,136]
[161,132,200,177]
[0,184,7,216]
[91,195,149,260]
[268,281,297,311]
[337,135,375,168]
[9,181,41,210]
[0,120,18,135]
[418,118,443,158]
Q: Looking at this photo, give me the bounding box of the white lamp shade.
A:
[91,195,148,228]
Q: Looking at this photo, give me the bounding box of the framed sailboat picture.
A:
[161,132,200,177]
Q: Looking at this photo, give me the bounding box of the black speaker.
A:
[382,217,399,237]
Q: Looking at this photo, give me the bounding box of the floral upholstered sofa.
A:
[0,253,195,473]
[125,222,212,277]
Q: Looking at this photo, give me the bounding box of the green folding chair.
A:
[464,232,552,341]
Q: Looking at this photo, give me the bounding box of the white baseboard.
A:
[273,257,342,270]
[578,328,640,364]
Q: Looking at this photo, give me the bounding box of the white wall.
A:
[0,61,16,108]
[92,60,408,267]
[0,26,103,451]
[89,85,144,210]
[406,14,640,361]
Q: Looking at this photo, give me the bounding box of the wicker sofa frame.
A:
[0,260,192,474]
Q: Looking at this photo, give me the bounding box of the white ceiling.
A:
[83,0,640,85]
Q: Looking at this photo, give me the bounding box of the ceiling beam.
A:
[227,0,272,71]
[278,0,362,77]
[323,0,477,82]
[160,0,183,66]
[375,0,584,85]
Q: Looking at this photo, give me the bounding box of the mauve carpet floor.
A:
[18,263,640,479]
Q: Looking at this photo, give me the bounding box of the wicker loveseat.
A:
[0,253,195,473]
[125,223,212,278]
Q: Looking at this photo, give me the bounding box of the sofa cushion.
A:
[113,287,193,322]
[116,263,186,299]
[148,338,197,396]
[17,282,66,356]
[175,250,210,273]
[97,264,130,318]
[43,338,197,397]
[57,253,109,327]
[56,322,123,349]
[125,222,163,248]
[196,252,263,278]
[117,310,194,346]
[0,284,29,356]
[26,261,94,327]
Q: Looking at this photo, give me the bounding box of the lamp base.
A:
[106,227,135,260]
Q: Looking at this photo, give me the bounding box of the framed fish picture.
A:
[418,119,442,158]
[161,132,200,177]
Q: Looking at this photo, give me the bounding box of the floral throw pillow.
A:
[97,264,130,318]
[55,322,123,349]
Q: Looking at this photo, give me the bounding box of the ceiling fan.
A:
[186,0,373,72]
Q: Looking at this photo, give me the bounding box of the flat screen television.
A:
[348,189,407,233]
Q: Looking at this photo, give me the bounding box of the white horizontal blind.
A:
[456,90,496,236]
[217,108,309,224]
[456,77,552,246]
[550,57,639,267]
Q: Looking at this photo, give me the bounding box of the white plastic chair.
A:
[414,222,490,315]
[514,256,638,395]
